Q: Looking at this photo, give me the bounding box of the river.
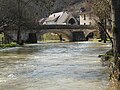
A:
[0,41,119,90]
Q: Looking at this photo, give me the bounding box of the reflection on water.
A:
[0,41,118,90]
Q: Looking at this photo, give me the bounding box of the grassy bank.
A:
[0,43,19,49]
[0,34,19,49]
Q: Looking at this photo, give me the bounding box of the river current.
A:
[0,41,119,90]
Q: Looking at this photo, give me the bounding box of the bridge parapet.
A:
[22,24,95,30]
[1,23,97,43]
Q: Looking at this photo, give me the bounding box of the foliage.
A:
[0,0,55,26]
[0,34,4,41]
[42,33,60,41]
[0,43,18,48]
[90,0,111,21]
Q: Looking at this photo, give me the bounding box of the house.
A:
[41,11,78,25]
[79,7,96,26]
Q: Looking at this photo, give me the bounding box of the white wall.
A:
[79,14,95,25]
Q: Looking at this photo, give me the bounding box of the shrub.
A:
[0,43,18,49]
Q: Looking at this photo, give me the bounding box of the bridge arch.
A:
[36,29,73,42]
[85,30,98,40]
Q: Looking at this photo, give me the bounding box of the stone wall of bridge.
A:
[3,28,97,43]
[4,29,73,43]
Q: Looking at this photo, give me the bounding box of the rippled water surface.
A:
[0,41,119,90]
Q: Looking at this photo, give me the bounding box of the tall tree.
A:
[111,0,120,55]
[104,0,120,81]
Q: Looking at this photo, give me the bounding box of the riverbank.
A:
[0,43,19,49]
[99,49,120,81]
[41,40,61,43]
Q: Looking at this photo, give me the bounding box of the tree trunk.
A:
[111,0,120,81]
[17,0,22,45]
[111,0,120,55]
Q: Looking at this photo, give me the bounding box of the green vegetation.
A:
[0,34,19,49]
[0,43,19,49]
[0,34,4,41]
[42,33,60,41]
[99,50,113,60]
[42,33,60,42]
[41,33,68,42]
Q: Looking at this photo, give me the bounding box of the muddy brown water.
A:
[0,41,119,90]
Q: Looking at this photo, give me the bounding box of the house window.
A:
[84,14,86,20]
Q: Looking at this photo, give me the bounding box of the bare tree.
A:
[0,0,55,44]
[87,0,112,43]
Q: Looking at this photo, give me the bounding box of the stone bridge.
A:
[2,24,97,43]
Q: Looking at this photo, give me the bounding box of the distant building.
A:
[39,11,78,25]
[79,7,96,26]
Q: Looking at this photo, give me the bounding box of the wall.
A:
[3,27,96,43]
[4,29,74,43]
[79,14,95,25]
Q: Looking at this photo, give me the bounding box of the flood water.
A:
[0,41,119,90]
